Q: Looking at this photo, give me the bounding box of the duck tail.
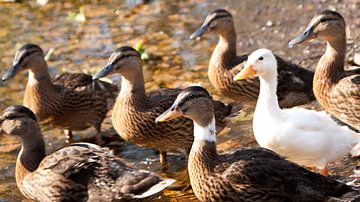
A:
[132,178,175,199]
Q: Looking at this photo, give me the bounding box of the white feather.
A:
[193,117,216,142]
[249,49,360,169]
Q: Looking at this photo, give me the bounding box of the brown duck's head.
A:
[156,85,214,127]
[93,46,141,80]
[2,44,45,81]
[190,9,234,40]
[289,10,345,47]
[0,105,39,137]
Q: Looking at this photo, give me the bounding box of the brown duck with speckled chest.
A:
[289,10,360,131]
[93,46,241,165]
[190,9,315,108]
[1,44,118,144]
[157,86,357,202]
[0,105,175,202]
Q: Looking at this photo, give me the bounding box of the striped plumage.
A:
[93,46,241,164]
[156,86,356,202]
[0,106,175,201]
[190,9,315,108]
[289,10,360,131]
[1,44,118,143]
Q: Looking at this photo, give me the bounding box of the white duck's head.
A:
[233,49,277,80]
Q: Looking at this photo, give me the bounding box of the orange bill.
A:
[233,65,256,81]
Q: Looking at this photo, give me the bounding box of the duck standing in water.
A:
[0,105,175,201]
[156,86,356,202]
[233,49,360,175]
[1,44,118,144]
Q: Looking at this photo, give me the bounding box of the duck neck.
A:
[17,126,46,174]
[189,116,217,174]
[256,72,282,118]
[210,26,237,70]
[315,34,346,84]
[118,66,147,105]
[27,60,52,87]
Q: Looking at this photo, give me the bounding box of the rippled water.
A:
[0,0,359,201]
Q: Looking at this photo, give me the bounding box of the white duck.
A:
[233,48,360,175]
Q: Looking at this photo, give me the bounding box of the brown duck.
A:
[190,9,315,108]
[0,105,175,201]
[156,86,356,202]
[1,44,118,144]
[289,10,360,131]
[93,46,241,165]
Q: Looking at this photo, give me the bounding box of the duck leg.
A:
[160,151,168,167]
[64,130,74,143]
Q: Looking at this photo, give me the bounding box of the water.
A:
[0,0,359,201]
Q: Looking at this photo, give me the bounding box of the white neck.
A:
[256,72,282,117]
[193,116,216,142]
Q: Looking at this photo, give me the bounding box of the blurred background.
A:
[0,0,359,201]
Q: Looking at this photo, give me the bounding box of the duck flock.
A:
[0,7,359,202]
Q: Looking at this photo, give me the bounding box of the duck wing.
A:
[37,143,173,200]
[219,149,350,201]
[23,170,88,202]
[53,72,118,102]
[147,88,182,109]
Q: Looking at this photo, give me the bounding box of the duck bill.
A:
[2,63,20,81]
[155,104,183,123]
[93,64,114,80]
[288,26,316,47]
[190,24,209,40]
[233,65,256,81]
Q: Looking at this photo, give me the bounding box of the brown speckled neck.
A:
[315,34,346,84]
[189,140,217,174]
[118,65,147,107]
[24,62,59,119]
[314,33,346,107]
[28,59,52,84]
[210,25,237,70]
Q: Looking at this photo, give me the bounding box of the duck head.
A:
[2,44,45,81]
[233,49,277,81]
[156,85,214,128]
[289,10,345,46]
[93,46,142,80]
[190,9,234,40]
[0,105,39,137]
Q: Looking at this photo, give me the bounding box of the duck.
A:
[155,85,356,202]
[0,105,175,201]
[93,46,241,165]
[289,10,360,131]
[233,48,360,175]
[190,9,315,108]
[1,44,118,144]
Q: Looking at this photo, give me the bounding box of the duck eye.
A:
[189,94,195,99]
[259,56,264,61]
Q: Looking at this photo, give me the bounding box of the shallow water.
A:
[0,0,359,201]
